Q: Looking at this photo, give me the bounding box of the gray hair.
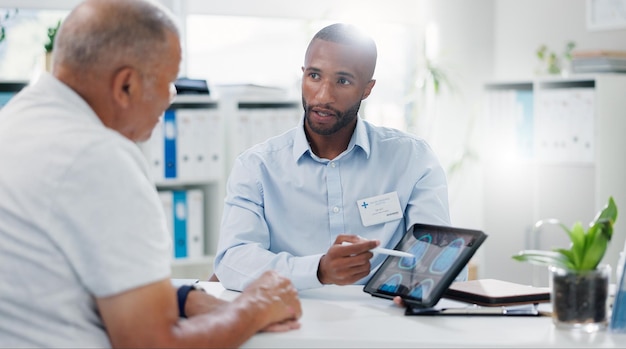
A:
[53,0,179,73]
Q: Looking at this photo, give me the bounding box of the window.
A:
[0,8,68,81]
[186,15,412,130]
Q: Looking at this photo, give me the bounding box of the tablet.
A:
[363,223,488,308]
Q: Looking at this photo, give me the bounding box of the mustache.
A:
[305,103,341,116]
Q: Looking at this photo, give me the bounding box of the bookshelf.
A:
[140,89,302,279]
[481,74,626,287]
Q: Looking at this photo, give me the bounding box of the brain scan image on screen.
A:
[398,233,431,269]
[430,237,465,274]
[408,278,434,299]
[363,223,487,308]
[378,273,403,293]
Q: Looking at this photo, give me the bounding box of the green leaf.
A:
[566,222,585,268]
[553,248,577,269]
[512,196,618,272]
[579,231,608,270]
[593,196,617,240]
[512,250,570,269]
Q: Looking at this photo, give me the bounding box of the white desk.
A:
[198,282,626,348]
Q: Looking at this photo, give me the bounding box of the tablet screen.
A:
[363,223,487,308]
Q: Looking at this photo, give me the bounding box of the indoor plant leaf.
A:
[512,250,570,269]
[512,196,617,273]
[566,222,586,268]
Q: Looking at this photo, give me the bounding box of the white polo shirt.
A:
[0,73,171,347]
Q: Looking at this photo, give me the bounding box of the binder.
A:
[172,104,221,182]
[186,189,205,259]
[139,118,165,182]
[163,109,177,179]
[158,189,204,260]
[175,109,194,181]
[204,109,223,180]
[172,190,188,258]
[611,253,626,333]
[158,190,174,259]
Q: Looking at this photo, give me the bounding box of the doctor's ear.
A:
[362,79,376,100]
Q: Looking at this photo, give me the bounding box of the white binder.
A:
[186,189,205,259]
[141,117,165,182]
[157,190,174,259]
[174,109,195,181]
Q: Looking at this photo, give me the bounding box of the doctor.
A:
[215,23,456,291]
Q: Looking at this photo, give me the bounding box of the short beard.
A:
[302,97,361,136]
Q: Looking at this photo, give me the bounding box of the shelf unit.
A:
[140,95,222,280]
[140,89,302,279]
[481,74,626,286]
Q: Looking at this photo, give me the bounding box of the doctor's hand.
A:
[317,234,379,285]
[393,296,406,307]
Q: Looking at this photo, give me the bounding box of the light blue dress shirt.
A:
[215,116,452,291]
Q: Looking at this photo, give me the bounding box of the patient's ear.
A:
[112,67,140,109]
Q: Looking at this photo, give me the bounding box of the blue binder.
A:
[611,255,626,332]
[172,190,188,258]
[163,109,177,179]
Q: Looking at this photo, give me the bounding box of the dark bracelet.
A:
[177,284,204,318]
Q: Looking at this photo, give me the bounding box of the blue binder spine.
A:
[610,254,626,332]
[163,109,177,179]
[172,190,188,259]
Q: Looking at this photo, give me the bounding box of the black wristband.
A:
[177,285,195,318]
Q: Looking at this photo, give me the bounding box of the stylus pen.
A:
[341,241,415,258]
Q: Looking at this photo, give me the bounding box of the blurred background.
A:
[1,0,625,285]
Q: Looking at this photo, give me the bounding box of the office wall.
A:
[421,0,625,280]
[414,0,494,232]
[493,0,626,80]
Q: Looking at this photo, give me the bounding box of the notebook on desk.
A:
[442,279,551,306]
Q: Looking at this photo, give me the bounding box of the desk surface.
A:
[198,282,626,348]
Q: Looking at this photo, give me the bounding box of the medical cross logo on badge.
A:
[357,192,402,227]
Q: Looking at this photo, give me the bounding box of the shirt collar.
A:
[35,72,104,127]
[292,115,371,162]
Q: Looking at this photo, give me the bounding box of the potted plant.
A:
[512,196,618,332]
[44,19,61,72]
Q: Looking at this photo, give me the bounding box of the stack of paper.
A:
[572,50,626,73]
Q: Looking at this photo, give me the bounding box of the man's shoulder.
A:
[242,127,298,157]
[363,120,425,145]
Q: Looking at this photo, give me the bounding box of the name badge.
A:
[357,191,402,227]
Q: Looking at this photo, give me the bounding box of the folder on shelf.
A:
[175,109,195,181]
[139,118,165,182]
[186,189,205,259]
[173,106,222,182]
[187,108,220,181]
[159,189,205,261]
[172,190,188,259]
[163,109,178,179]
[204,109,223,180]
[158,190,175,258]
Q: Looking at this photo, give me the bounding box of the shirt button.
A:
[333,206,340,213]
[330,162,336,168]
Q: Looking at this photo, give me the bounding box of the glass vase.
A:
[549,264,611,333]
